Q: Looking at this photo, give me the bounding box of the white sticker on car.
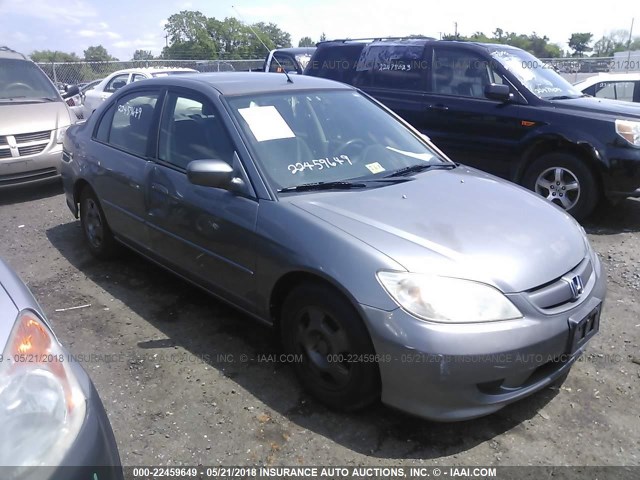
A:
[238,105,295,142]
[365,162,385,174]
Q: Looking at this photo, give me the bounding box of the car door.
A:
[146,90,259,309]
[419,46,528,178]
[90,89,162,250]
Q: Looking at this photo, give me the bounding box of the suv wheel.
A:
[523,153,599,220]
[80,187,120,259]
[281,283,380,411]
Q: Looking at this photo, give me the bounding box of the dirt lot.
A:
[0,183,638,468]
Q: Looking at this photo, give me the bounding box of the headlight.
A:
[615,119,640,147]
[377,271,522,323]
[55,126,69,144]
[0,310,86,470]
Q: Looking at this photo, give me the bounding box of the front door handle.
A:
[427,104,449,111]
[151,183,169,195]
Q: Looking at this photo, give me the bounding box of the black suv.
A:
[305,38,640,219]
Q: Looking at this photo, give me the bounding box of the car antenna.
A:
[232,5,293,83]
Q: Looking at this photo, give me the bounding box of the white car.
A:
[574,72,640,103]
[82,67,197,118]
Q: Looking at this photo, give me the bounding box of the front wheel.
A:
[522,153,599,220]
[281,283,380,411]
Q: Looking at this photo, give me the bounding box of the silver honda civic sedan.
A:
[0,258,122,478]
[60,72,606,421]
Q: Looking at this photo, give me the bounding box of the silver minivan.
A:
[0,46,78,189]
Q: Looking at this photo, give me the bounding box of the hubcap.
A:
[84,199,104,248]
[294,306,351,390]
[534,167,580,210]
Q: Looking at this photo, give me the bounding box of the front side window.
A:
[106,92,159,157]
[226,90,450,192]
[158,93,235,170]
[0,59,59,100]
[105,74,129,93]
[432,49,504,98]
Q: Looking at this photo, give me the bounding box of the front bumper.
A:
[363,256,607,421]
[602,144,640,197]
[0,144,62,189]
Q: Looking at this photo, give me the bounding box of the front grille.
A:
[14,130,51,143]
[18,144,47,156]
[0,148,11,159]
[525,257,594,311]
[0,136,7,146]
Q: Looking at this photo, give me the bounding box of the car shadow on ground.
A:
[0,181,63,206]
[583,198,640,234]
[46,221,561,460]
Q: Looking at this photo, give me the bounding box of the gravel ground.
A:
[0,182,638,468]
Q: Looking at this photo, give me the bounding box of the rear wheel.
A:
[79,187,120,259]
[281,283,380,411]
[522,152,599,220]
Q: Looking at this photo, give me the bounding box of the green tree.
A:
[319,32,327,42]
[568,33,593,57]
[163,10,218,59]
[298,36,314,47]
[84,45,118,62]
[132,50,154,60]
[30,50,81,62]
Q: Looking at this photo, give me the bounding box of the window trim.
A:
[90,88,164,160]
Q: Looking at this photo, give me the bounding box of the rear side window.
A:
[594,81,636,102]
[306,44,365,83]
[355,45,426,90]
[269,53,297,73]
[102,92,159,157]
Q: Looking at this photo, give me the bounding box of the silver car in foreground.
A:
[61,73,606,421]
[0,259,122,478]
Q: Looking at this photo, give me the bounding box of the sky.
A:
[0,0,638,61]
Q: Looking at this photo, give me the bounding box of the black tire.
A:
[281,283,380,411]
[79,187,120,260]
[522,153,599,221]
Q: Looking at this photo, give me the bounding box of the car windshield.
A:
[0,58,60,100]
[226,90,450,192]
[490,48,583,99]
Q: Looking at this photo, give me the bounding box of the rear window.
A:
[305,44,365,83]
[0,58,59,100]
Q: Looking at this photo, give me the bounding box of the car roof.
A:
[574,72,640,88]
[107,66,197,76]
[130,72,354,96]
[0,46,29,60]
[315,38,520,53]
[271,47,316,54]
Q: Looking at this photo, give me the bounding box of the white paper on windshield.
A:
[238,106,295,142]
[385,146,434,161]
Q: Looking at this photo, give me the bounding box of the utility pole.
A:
[454,22,458,39]
[164,33,169,48]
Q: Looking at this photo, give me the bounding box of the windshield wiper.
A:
[547,94,587,100]
[277,180,368,193]
[384,163,456,178]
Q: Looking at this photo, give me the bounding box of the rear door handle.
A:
[151,183,169,195]
[427,104,449,111]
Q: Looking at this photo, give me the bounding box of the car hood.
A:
[289,167,586,293]
[0,101,73,135]
[550,96,640,119]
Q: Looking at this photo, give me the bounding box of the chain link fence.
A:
[36,59,265,86]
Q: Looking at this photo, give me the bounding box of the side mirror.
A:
[62,85,80,99]
[484,83,512,102]
[187,160,236,189]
